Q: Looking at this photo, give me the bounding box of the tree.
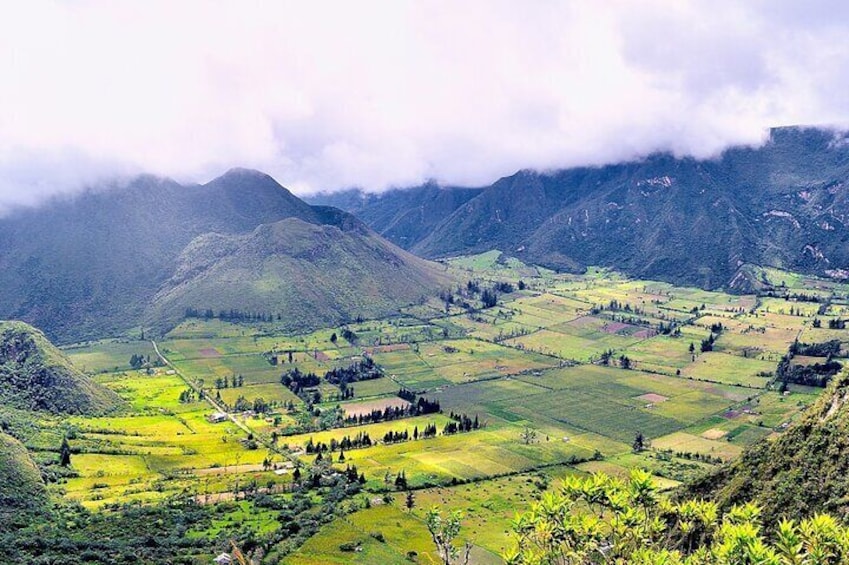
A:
[520,426,538,445]
[425,508,471,565]
[405,489,415,511]
[395,470,408,490]
[59,436,72,467]
[633,430,646,452]
[330,332,338,344]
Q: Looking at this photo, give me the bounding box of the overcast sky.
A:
[1,0,849,208]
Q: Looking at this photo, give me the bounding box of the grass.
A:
[46,258,833,557]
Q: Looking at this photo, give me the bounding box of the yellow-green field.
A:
[52,254,849,562]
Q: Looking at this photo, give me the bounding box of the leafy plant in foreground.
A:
[504,470,849,564]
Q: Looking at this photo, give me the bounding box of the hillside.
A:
[0,432,47,527]
[323,127,849,290]
[0,169,449,342]
[307,183,483,250]
[0,321,121,414]
[146,215,452,333]
[687,371,849,523]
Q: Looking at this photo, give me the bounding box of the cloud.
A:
[0,0,848,207]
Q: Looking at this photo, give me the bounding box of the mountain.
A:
[306,183,484,250]
[146,214,451,333]
[0,169,450,342]
[687,371,849,524]
[320,127,849,289]
[0,321,121,414]
[0,432,47,527]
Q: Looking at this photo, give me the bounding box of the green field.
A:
[48,254,842,562]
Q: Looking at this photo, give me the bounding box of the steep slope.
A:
[687,371,849,523]
[146,215,452,333]
[307,183,483,249]
[0,321,121,414]
[336,127,849,289]
[0,431,47,527]
[0,169,446,342]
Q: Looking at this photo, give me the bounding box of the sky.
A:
[1,0,849,209]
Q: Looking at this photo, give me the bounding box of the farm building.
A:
[207,412,228,424]
[213,553,231,565]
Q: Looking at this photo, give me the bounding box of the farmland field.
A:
[51,253,847,563]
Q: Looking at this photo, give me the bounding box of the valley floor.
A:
[45,252,846,563]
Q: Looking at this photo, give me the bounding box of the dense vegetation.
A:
[0,321,120,414]
[0,432,48,529]
[506,469,849,564]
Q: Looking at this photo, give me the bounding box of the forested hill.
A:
[687,370,849,524]
[0,321,121,414]
[0,169,450,343]
[313,127,849,290]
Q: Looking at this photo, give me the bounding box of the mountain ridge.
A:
[0,170,451,342]
[312,126,849,290]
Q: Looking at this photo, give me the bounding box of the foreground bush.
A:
[504,469,849,564]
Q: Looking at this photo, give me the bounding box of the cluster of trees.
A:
[305,431,374,454]
[597,350,632,369]
[398,388,418,402]
[340,328,358,344]
[493,281,515,293]
[776,339,843,388]
[777,356,841,388]
[443,412,482,435]
[280,368,320,394]
[214,374,244,390]
[383,429,411,444]
[828,318,847,329]
[226,395,271,414]
[481,288,499,308]
[503,470,849,565]
[604,299,644,315]
[341,396,441,426]
[658,321,682,336]
[671,451,724,464]
[184,308,280,323]
[128,354,149,369]
[394,470,409,489]
[441,279,523,313]
[177,388,197,404]
[790,339,841,357]
[324,357,381,385]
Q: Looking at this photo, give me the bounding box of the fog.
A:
[1,0,848,208]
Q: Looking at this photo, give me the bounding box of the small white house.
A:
[213,553,232,565]
[207,412,228,424]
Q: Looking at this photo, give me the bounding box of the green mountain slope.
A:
[307,183,484,249]
[325,127,849,290]
[0,169,449,342]
[0,321,121,414]
[146,215,452,333]
[687,371,849,523]
[0,431,47,527]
